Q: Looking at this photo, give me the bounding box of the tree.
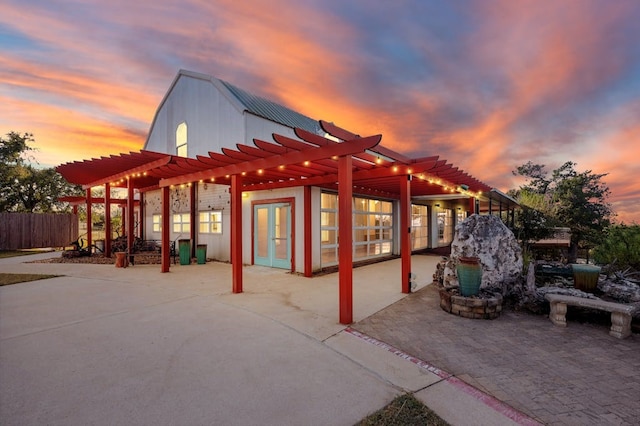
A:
[592,224,640,272]
[0,132,83,213]
[512,161,613,263]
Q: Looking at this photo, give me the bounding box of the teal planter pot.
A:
[571,264,601,293]
[457,256,482,297]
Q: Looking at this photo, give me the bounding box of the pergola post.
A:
[338,155,353,324]
[127,177,134,257]
[400,175,412,294]
[190,183,197,258]
[86,188,92,249]
[231,174,243,293]
[104,183,112,257]
[161,186,170,273]
[303,185,312,277]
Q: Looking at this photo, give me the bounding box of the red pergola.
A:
[57,122,494,324]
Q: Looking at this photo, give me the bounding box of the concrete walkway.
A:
[1,252,536,425]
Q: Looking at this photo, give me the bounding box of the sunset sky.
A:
[1,0,639,223]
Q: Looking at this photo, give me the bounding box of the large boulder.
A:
[443,214,523,297]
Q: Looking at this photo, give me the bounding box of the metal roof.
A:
[220,80,321,134]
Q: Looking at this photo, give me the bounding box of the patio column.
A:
[190,183,197,259]
[231,174,243,293]
[104,183,112,257]
[127,177,134,255]
[161,186,170,273]
[338,155,353,324]
[86,188,92,249]
[304,185,312,277]
[400,175,412,294]
[468,197,476,215]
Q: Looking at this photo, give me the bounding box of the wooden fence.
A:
[0,212,79,250]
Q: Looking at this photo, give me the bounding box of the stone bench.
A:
[545,293,639,339]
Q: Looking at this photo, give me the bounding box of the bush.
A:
[592,224,640,271]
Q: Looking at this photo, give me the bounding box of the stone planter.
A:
[439,289,503,320]
[456,256,482,296]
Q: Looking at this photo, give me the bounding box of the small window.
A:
[152,214,161,232]
[176,122,187,157]
[173,213,190,233]
[199,211,222,234]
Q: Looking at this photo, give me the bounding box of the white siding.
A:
[145,76,245,156]
[244,114,299,146]
[197,182,231,261]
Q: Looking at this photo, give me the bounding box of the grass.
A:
[0,273,61,286]
[355,393,449,426]
[0,249,54,259]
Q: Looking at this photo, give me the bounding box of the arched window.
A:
[176,122,187,157]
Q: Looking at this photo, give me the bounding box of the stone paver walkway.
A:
[354,284,640,426]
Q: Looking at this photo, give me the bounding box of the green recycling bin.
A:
[178,239,191,265]
[196,244,207,264]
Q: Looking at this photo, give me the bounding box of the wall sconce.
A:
[435,203,441,207]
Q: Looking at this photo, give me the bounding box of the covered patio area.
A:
[56,121,515,324]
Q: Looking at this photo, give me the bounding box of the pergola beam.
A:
[159,135,382,187]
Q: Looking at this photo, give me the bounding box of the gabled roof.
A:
[220,79,321,134]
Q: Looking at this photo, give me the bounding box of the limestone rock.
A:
[443,214,523,297]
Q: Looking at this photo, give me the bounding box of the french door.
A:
[254,203,291,269]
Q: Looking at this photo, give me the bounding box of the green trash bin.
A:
[178,239,191,265]
[196,244,207,264]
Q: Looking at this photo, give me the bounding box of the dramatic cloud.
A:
[1,0,639,222]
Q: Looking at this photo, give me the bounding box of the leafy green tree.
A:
[512,161,613,263]
[592,224,640,272]
[0,132,83,213]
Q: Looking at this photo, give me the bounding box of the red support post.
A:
[190,183,197,259]
[400,175,412,294]
[86,188,92,249]
[231,174,243,293]
[468,197,476,215]
[127,177,134,256]
[338,155,353,324]
[303,185,312,277]
[161,186,170,272]
[104,183,112,257]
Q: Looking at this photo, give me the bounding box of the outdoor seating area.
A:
[546,293,639,339]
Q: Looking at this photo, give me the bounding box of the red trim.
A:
[338,155,353,324]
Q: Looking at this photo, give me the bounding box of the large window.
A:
[152,214,161,232]
[457,209,467,226]
[353,197,393,261]
[437,207,454,246]
[320,193,338,265]
[320,192,393,266]
[176,122,187,157]
[199,211,222,234]
[411,204,429,250]
[173,213,190,233]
